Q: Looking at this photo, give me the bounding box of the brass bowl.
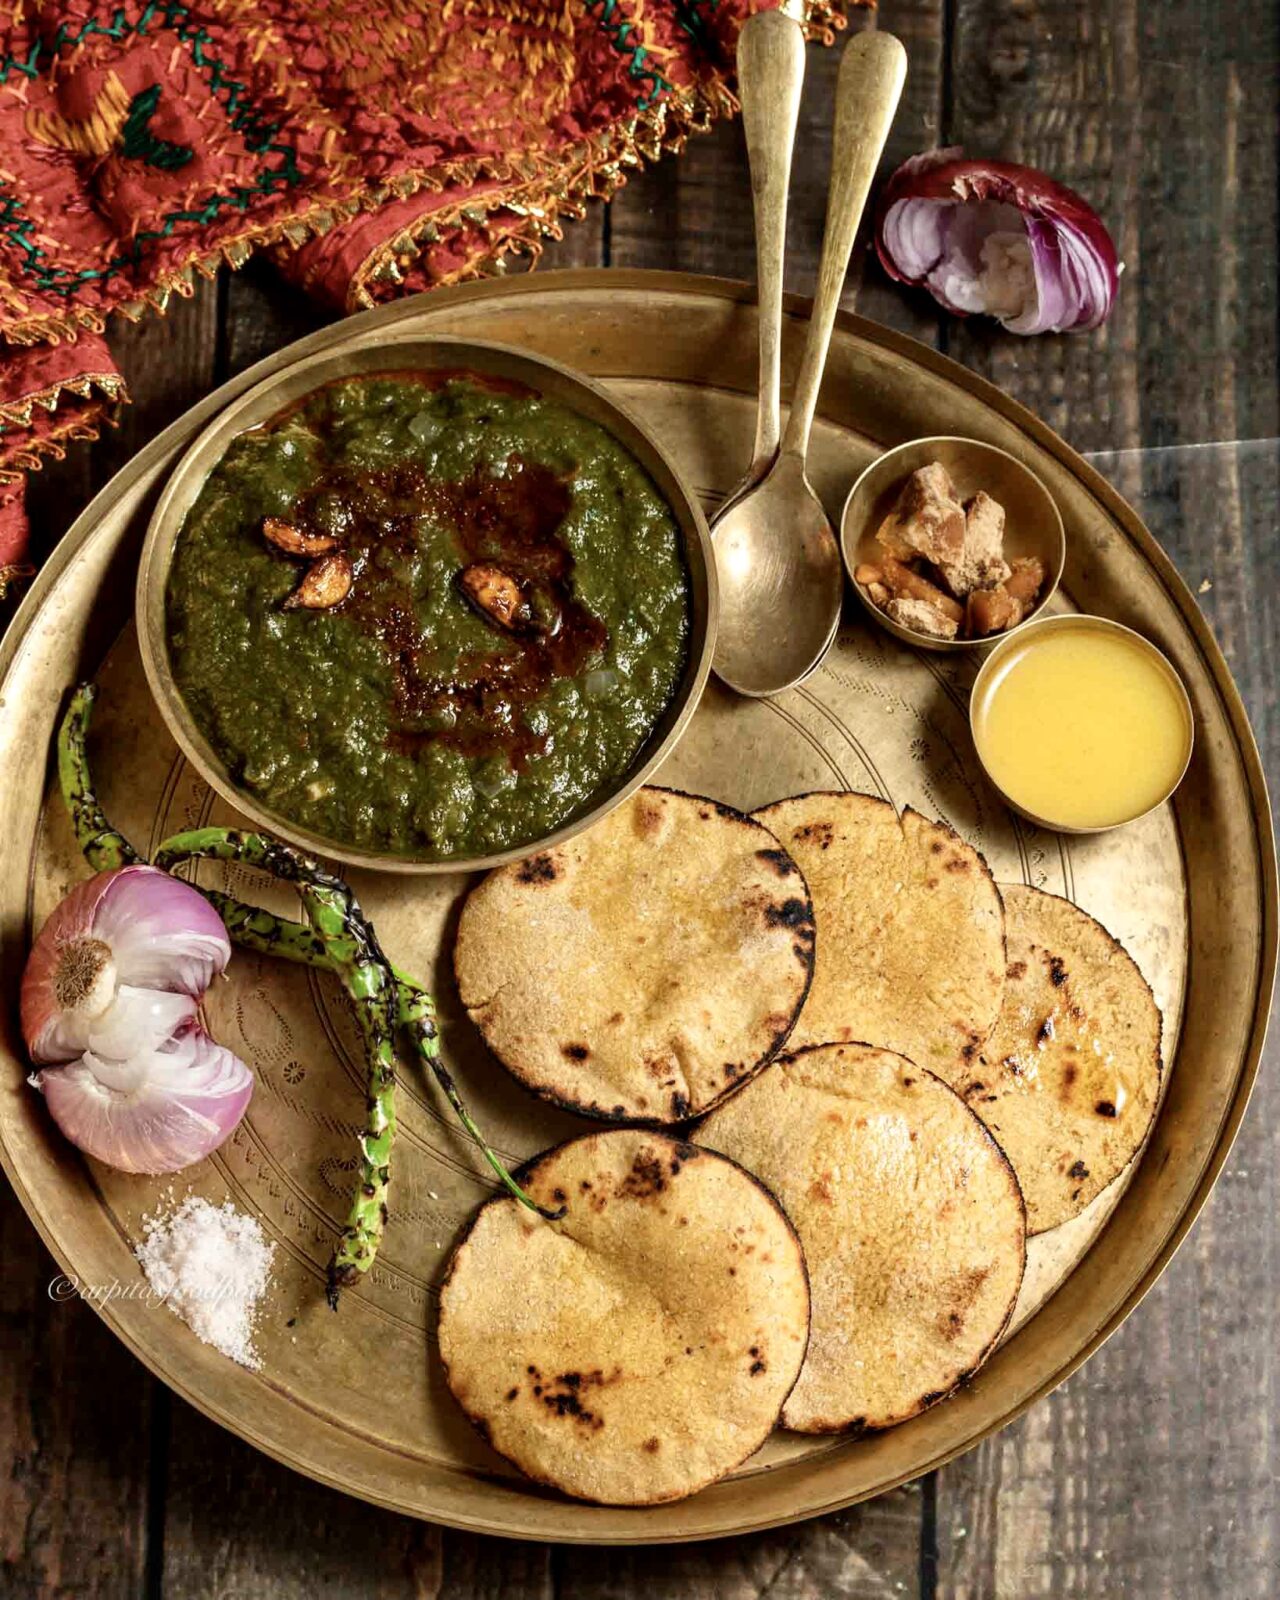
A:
[840,435,1066,652]
[137,335,717,874]
[970,613,1195,834]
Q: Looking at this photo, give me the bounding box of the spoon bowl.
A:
[711,456,844,696]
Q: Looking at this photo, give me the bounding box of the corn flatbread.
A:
[700,1042,1025,1433]
[948,885,1162,1233]
[753,792,1005,1075]
[455,787,815,1121]
[437,1129,810,1505]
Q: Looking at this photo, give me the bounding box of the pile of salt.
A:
[136,1197,275,1370]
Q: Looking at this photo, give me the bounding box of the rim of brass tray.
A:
[136,334,717,874]
[0,270,1274,1543]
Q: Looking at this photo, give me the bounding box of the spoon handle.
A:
[737,8,807,478]
[781,29,907,464]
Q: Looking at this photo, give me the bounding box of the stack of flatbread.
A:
[441,785,1162,1505]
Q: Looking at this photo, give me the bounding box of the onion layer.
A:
[875,149,1119,334]
[21,865,230,1064]
[21,867,248,1173]
[31,1025,253,1175]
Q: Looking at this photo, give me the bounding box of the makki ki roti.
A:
[454,786,815,1121]
[700,1042,1025,1433]
[437,1128,810,1505]
[753,792,1006,1075]
[948,884,1162,1233]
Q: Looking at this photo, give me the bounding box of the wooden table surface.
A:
[3,3,1277,1596]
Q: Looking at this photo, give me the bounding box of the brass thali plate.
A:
[0,271,1273,1542]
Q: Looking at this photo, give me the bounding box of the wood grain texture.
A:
[609,12,947,341]
[551,1488,923,1599]
[929,1,1280,1594]
[0,1183,152,1599]
[161,1401,553,1600]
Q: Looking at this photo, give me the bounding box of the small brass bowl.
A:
[969,614,1195,834]
[137,335,717,875]
[840,435,1066,652]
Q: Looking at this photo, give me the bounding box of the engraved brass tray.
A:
[0,271,1273,1543]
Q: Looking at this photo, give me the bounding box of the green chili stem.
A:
[395,975,564,1219]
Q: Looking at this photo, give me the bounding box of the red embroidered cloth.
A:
[0,0,854,593]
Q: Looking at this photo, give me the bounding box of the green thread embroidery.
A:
[0,1,299,294]
[119,84,195,171]
[590,0,676,111]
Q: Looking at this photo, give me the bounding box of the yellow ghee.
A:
[972,620,1191,830]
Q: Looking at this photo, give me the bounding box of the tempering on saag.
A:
[166,374,690,857]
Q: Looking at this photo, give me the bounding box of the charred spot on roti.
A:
[1048,953,1069,986]
[643,1437,661,1454]
[1096,1100,1118,1118]
[763,896,813,932]
[633,791,669,837]
[1067,1159,1089,1180]
[619,1149,668,1200]
[562,1042,590,1061]
[794,820,835,849]
[1007,959,1027,980]
[669,1091,691,1119]
[506,1387,519,1401]
[756,847,798,877]
[516,853,560,885]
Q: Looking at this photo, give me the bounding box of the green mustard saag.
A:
[165,373,691,857]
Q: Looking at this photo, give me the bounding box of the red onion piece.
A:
[21,865,230,1063]
[875,149,1119,334]
[31,1025,253,1175]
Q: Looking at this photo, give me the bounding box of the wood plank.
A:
[551,1486,924,1599]
[0,1175,152,1598]
[933,0,1280,1590]
[161,1401,554,1600]
[1,273,220,1597]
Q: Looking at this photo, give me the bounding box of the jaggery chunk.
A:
[1005,555,1046,606]
[886,598,959,640]
[966,586,1024,637]
[880,557,965,625]
[878,462,966,566]
[938,491,1012,597]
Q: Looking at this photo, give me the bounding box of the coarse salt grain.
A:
[136,1197,275,1370]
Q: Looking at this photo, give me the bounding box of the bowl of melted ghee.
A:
[970,614,1194,833]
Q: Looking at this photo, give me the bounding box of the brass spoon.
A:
[712,29,908,698]
[719,7,807,512]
